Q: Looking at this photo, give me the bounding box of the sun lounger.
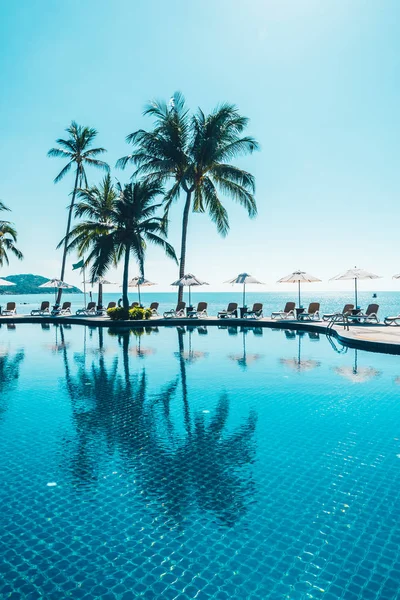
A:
[31,301,50,316]
[163,302,186,318]
[243,303,263,319]
[149,302,159,316]
[271,302,295,320]
[130,302,139,309]
[297,302,320,321]
[76,301,96,315]
[187,302,208,318]
[52,301,71,316]
[322,304,354,322]
[99,301,116,315]
[384,314,400,326]
[2,302,16,316]
[347,304,379,324]
[217,303,238,319]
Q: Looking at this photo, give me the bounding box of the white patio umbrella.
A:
[330,267,381,308]
[333,349,380,384]
[0,278,15,286]
[224,273,264,307]
[84,276,116,309]
[128,276,157,305]
[171,274,208,306]
[277,270,321,307]
[39,278,75,301]
[279,333,320,373]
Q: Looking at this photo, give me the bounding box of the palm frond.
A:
[202,177,229,236]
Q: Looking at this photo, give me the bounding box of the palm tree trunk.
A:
[122,245,130,310]
[56,168,80,305]
[178,190,192,303]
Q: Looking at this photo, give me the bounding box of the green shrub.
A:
[107,306,130,320]
[107,306,152,321]
[129,307,152,320]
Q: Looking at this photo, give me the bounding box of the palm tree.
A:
[0,201,23,266]
[63,178,177,309]
[48,121,109,304]
[117,92,259,302]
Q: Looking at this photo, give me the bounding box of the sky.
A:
[1,0,399,295]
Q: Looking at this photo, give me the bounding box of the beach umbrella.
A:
[228,327,263,370]
[224,273,264,307]
[279,332,320,373]
[330,267,381,309]
[0,278,15,286]
[333,349,380,384]
[174,327,208,364]
[171,274,208,306]
[85,276,116,309]
[128,276,156,306]
[277,270,321,307]
[39,278,75,301]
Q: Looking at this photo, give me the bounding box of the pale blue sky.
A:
[1,0,399,295]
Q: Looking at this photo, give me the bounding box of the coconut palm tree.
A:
[117,92,259,301]
[48,121,109,304]
[0,201,23,266]
[63,178,177,309]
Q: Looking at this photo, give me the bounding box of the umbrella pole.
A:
[189,286,191,307]
[355,279,358,308]
[243,283,246,307]
[298,281,301,307]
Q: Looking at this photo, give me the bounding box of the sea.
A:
[0,290,399,319]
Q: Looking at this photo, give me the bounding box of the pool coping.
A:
[1,314,400,355]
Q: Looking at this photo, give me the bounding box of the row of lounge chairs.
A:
[2,298,397,325]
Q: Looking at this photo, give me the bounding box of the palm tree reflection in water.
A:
[61,325,257,527]
[0,340,24,421]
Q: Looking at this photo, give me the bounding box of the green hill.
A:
[0,274,82,295]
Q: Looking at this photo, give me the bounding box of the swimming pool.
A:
[1,324,400,599]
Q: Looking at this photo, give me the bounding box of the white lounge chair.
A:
[2,302,16,316]
[187,302,208,318]
[164,302,186,319]
[322,304,354,322]
[149,302,159,316]
[76,301,96,316]
[243,303,263,319]
[347,304,379,324]
[31,301,50,316]
[217,303,238,319]
[52,301,71,316]
[271,302,295,320]
[297,302,320,321]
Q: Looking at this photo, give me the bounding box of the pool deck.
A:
[2,313,400,355]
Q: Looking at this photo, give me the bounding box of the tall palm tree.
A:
[48,121,109,304]
[63,178,177,309]
[0,201,23,266]
[117,92,259,301]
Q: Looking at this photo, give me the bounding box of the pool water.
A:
[1,324,400,599]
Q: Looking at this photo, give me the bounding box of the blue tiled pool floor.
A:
[1,325,400,599]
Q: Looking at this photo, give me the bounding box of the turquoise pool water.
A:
[1,324,400,599]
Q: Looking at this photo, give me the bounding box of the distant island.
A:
[0,274,82,295]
